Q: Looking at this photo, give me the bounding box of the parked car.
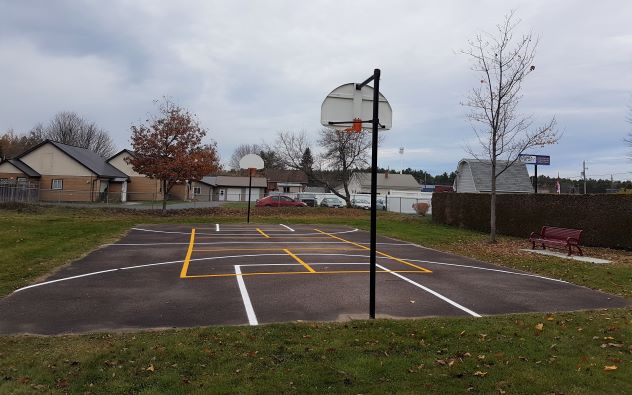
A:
[255,195,307,207]
[320,197,344,208]
[349,197,387,210]
[376,198,386,211]
[297,193,317,207]
[351,197,371,210]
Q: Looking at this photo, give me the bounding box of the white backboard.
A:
[321,83,392,130]
[239,154,264,169]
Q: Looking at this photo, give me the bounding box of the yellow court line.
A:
[314,229,432,273]
[194,235,337,239]
[183,270,425,279]
[284,249,316,273]
[193,247,365,252]
[256,228,270,238]
[180,228,196,278]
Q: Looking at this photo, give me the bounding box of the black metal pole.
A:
[369,68,380,319]
[247,170,253,223]
[534,165,538,194]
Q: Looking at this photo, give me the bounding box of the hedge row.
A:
[431,193,632,250]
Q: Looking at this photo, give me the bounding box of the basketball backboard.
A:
[321,83,392,131]
[239,154,264,170]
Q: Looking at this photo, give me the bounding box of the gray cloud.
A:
[0,0,630,180]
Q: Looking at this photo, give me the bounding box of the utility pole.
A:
[582,161,587,194]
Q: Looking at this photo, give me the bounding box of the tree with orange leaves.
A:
[128,99,219,211]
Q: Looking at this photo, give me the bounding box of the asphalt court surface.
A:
[1,224,629,335]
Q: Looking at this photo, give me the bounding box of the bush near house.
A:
[432,193,632,250]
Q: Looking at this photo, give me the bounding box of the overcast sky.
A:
[1,0,631,180]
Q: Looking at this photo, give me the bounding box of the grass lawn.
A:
[1,205,631,394]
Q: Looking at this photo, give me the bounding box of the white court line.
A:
[107,241,412,247]
[131,227,359,237]
[377,263,481,317]
[13,251,567,294]
[216,224,219,232]
[11,254,284,293]
[235,265,258,326]
[280,224,295,232]
[404,258,568,284]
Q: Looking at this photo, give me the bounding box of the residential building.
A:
[192,175,267,201]
[263,169,308,194]
[341,172,421,195]
[0,140,129,202]
[453,158,534,193]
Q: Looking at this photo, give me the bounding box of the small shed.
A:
[454,159,533,193]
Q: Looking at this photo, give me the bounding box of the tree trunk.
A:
[490,161,497,243]
[162,179,167,212]
[343,179,352,208]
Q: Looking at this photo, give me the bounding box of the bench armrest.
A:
[529,232,540,239]
[566,237,580,245]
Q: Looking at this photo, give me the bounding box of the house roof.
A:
[263,169,308,183]
[107,149,135,162]
[353,172,421,190]
[18,140,128,179]
[459,159,533,193]
[199,175,267,188]
[4,159,41,177]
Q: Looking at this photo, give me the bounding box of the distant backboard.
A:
[321,83,392,131]
[239,154,264,170]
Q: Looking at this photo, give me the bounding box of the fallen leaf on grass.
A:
[604,365,618,371]
[146,364,155,372]
[473,371,488,377]
[535,323,544,331]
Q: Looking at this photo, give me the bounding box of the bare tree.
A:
[274,128,372,207]
[0,128,45,160]
[462,11,559,242]
[626,103,632,160]
[228,143,262,170]
[44,111,115,157]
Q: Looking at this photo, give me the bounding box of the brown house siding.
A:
[38,175,99,202]
[127,176,163,201]
[169,183,189,201]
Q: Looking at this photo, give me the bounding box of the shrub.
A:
[412,202,430,216]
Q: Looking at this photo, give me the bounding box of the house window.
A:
[283,186,290,193]
[193,187,201,195]
[51,179,63,190]
[17,177,26,183]
[0,178,8,185]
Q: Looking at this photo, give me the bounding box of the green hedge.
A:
[432,193,632,249]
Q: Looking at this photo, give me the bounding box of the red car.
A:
[255,195,307,207]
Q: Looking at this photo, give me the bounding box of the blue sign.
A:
[519,154,550,166]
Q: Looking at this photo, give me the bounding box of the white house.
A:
[340,172,421,195]
[193,175,267,202]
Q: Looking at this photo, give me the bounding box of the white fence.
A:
[274,191,432,214]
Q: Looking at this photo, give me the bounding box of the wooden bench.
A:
[529,226,583,256]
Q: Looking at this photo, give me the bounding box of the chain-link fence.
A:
[0,184,433,214]
[0,180,40,203]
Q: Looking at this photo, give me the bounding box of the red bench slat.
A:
[528,226,583,256]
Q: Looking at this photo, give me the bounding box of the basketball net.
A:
[343,118,363,133]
